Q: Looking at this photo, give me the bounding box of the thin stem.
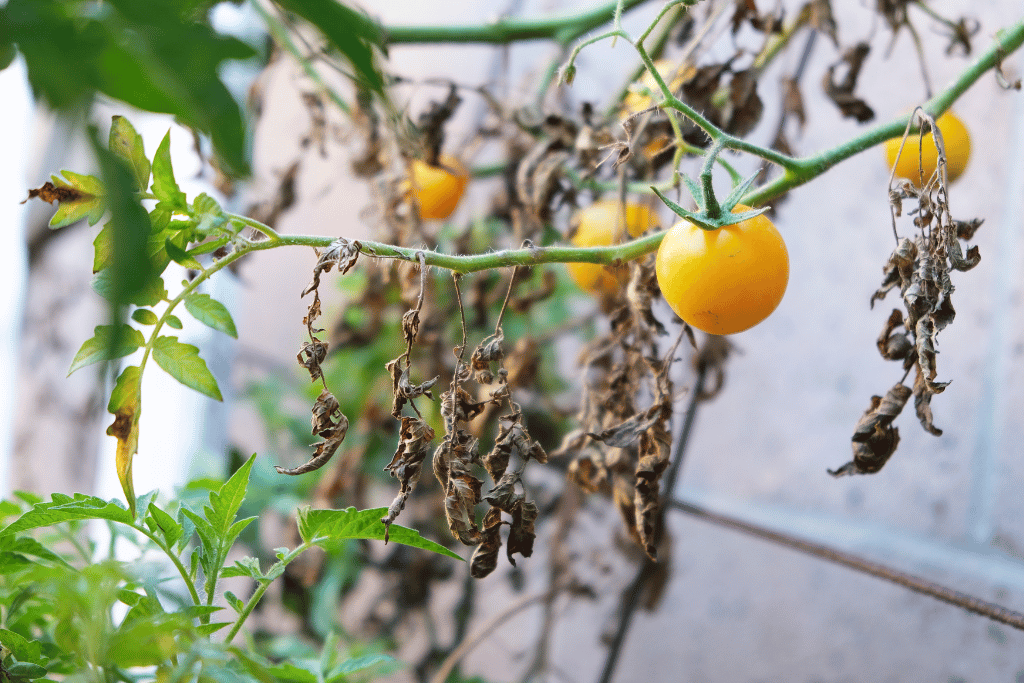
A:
[667,498,1024,631]
[131,523,204,611]
[598,359,708,683]
[744,18,1024,206]
[384,0,648,45]
[224,544,310,644]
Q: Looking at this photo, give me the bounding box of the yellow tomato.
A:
[884,111,971,185]
[408,155,469,220]
[655,205,789,335]
[566,200,660,295]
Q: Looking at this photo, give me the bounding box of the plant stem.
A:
[699,138,725,217]
[224,544,310,644]
[384,0,648,45]
[133,524,204,611]
[743,17,1024,206]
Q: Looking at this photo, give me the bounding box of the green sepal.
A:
[652,186,768,231]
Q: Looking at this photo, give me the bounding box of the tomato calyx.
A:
[651,169,768,232]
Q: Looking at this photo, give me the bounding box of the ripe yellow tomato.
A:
[408,155,469,220]
[883,111,971,185]
[655,205,789,335]
[566,200,660,295]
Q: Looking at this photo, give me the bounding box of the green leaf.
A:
[196,622,232,636]
[166,238,203,270]
[131,308,158,325]
[4,661,48,679]
[93,222,114,272]
[165,314,183,330]
[221,556,261,580]
[332,653,397,678]
[298,507,462,561]
[91,130,161,307]
[93,269,167,307]
[0,493,133,536]
[0,41,15,72]
[108,115,150,192]
[68,324,145,375]
[205,453,257,538]
[151,131,187,210]
[184,293,238,339]
[152,335,223,401]
[0,535,72,570]
[0,628,44,664]
[41,170,106,229]
[223,590,245,613]
[274,0,385,96]
[147,502,183,548]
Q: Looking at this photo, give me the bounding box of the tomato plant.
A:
[884,111,971,185]
[565,200,660,295]
[407,154,469,220]
[655,204,789,335]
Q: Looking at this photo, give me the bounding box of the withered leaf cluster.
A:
[278,239,361,476]
[563,259,680,560]
[831,183,982,476]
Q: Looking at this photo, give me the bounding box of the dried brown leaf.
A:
[634,419,671,560]
[912,365,943,437]
[297,339,329,382]
[823,42,874,122]
[470,507,504,578]
[381,417,436,540]
[829,383,910,476]
[302,238,360,298]
[470,330,504,385]
[507,499,538,565]
[808,0,838,46]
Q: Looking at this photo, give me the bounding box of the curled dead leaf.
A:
[830,383,910,476]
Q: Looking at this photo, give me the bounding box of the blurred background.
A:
[3,0,1024,681]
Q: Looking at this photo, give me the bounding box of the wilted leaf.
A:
[277,390,349,475]
[830,383,910,476]
[634,415,671,560]
[506,499,538,565]
[302,238,361,297]
[470,506,503,578]
[381,417,435,541]
[107,365,142,512]
[823,42,874,122]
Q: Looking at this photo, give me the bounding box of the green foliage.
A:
[299,507,464,561]
[185,293,239,339]
[0,0,256,175]
[68,324,146,376]
[0,451,452,681]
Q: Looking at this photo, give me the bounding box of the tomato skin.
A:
[408,155,468,220]
[566,200,660,295]
[883,111,971,185]
[655,205,789,335]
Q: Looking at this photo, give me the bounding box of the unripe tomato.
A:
[655,205,789,335]
[408,154,469,220]
[883,111,971,185]
[566,200,660,295]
